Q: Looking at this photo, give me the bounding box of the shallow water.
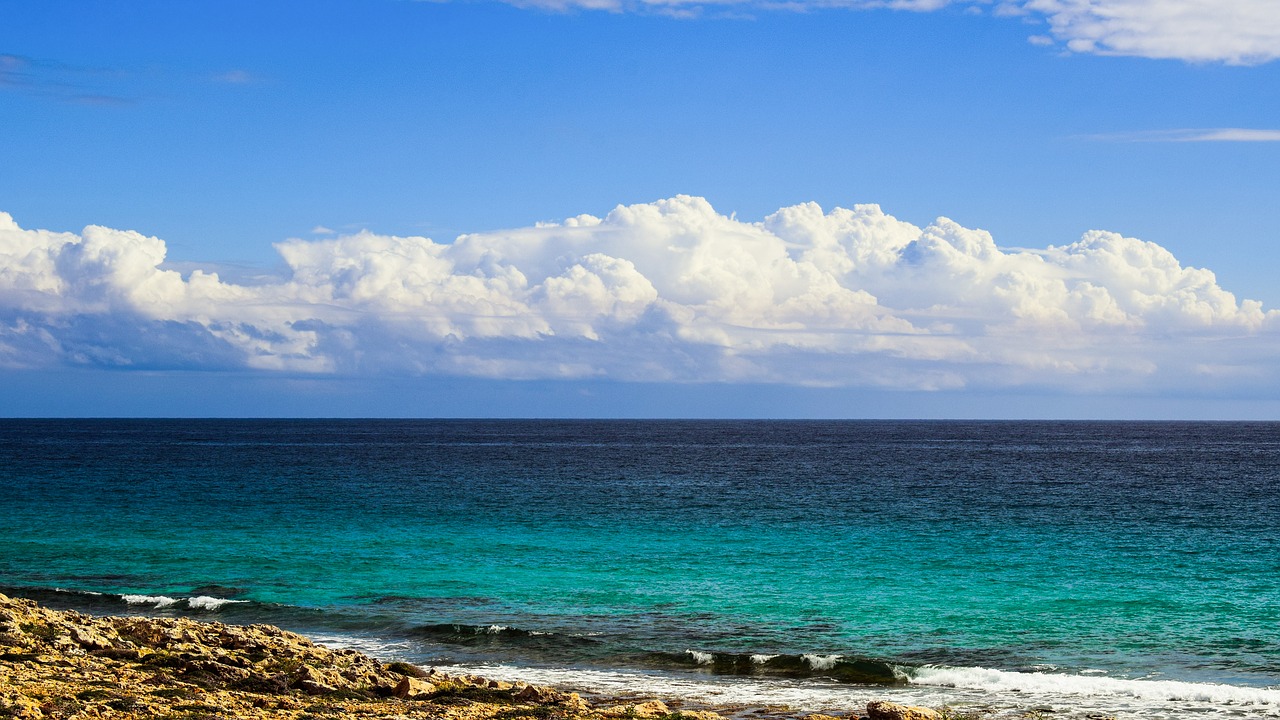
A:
[3,419,1279,717]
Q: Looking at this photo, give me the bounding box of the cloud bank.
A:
[487,0,1280,65]
[1,198,1276,393]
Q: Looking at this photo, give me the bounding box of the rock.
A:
[560,692,591,712]
[385,660,430,679]
[0,693,43,719]
[70,626,116,652]
[803,714,842,720]
[293,663,338,694]
[182,658,253,687]
[866,700,941,720]
[627,700,671,718]
[515,684,562,703]
[393,676,437,699]
[678,711,724,720]
[518,687,589,710]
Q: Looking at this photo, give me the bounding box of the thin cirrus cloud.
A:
[1,198,1276,393]
[211,69,256,85]
[489,0,1280,65]
[1086,128,1280,142]
[0,52,138,105]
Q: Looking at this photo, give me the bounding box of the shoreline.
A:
[0,593,956,720]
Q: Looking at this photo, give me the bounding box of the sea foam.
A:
[187,596,248,610]
[433,662,1280,719]
[802,654,840,671]
[122,594,179,608]
[687,650,715,665]
[908,665,1280,706]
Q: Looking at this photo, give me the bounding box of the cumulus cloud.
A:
[0,198,1276,392]
[1020,0,1280,65]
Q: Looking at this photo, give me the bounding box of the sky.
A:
[1,0,1279,418]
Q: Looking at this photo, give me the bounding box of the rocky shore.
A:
[1,593,954,720]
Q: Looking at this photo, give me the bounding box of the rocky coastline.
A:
[2,593,961,720]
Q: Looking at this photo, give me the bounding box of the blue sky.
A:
[2,0,1279,418]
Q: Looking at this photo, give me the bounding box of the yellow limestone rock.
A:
[866,700,942,720]
[393,676,437,698]
[603,700,673,718]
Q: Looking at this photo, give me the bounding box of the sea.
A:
[2,419,1279,719]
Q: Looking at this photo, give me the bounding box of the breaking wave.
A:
[908,665,1280,705]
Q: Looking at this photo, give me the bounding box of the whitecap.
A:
[801,654,840,670]
[186,596,247,611]
[687,650,715,665]
[121,594,179,607]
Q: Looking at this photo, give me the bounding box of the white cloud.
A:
[0,198,1276,392]
[474,0,1280,64]
[1021,0,1280,65]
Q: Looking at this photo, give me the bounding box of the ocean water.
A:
[2,419,1279,718]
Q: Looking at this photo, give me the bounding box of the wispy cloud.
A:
[0,54,31,87]
[1085,128,1280,143]
[464,0,1280,65]
[0,52,135,105]
[1,199,1276,393]
[212,69,256,85]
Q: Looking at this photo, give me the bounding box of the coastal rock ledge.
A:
[1,592,931,720]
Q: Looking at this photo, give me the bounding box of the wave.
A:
[12,583,1280,717]
[908,665,1280,705]
[647,649,902,684]
[117,594,248,611]
[121,594,181,608]
[187,595,250,611]
[0,585,328,628]
[409,622,605,654]
[438,663,1280,719]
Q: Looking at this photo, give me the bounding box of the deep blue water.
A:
[2,420,1279,718]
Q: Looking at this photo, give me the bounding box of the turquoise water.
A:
[3,420,1279,718]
